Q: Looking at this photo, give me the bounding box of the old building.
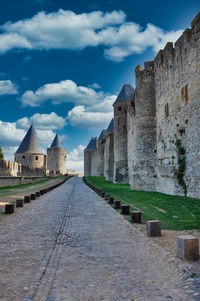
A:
[47,134,67,175]
[84,12,200,199]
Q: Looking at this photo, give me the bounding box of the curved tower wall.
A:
[130,62,157,190]
[113,101,129,183]
[104,132,114,182]
[84,150,91,176]
[96,140,104,176]
[15,153,46,169]
[47,147,66,174]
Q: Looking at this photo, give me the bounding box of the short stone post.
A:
[121,205,130,215]
[105,194,110,201]
[101,192,105,198]
[16,199,24,208]
[131,211,142,223]
[108,197,114,204]
[176,235,199,261]
[40,190,44,195]
[146,220,161,237]
[30,194,36,200]
[36,192,40,197]
[24,196,30,203]
[5,204,14,214]
[114,200,121,209]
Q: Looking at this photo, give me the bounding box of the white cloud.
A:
[67,105,113,130]
[0,80,18,96]
[16,112,66,130]
[1,146,18,161]
[66,145,85,174]
[88,83,101,89]
[21,79,104,107]
[0,9,183,61]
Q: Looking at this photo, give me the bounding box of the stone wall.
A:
[0,176,48,188]
[15,153,46,169]
[104,132,114,182]
[96,140,104,176]
[113,101,129,183]
[84,150,91,176]
[47,147,66,174]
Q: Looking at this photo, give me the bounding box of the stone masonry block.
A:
[5,204,14,214]
[16,199,24,208]
[114,200,121,209]
[121,205,130,215]
[131,211,141,223]
[108,197,114,204]
[146,220,161,237]
[176,235,199,261]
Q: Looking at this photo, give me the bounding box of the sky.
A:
[0,0,199,173]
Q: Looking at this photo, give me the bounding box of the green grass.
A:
[85,176,200,231]
[0,175,68,192]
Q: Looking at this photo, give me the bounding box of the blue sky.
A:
[0,0,199,172]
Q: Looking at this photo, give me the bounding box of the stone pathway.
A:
[0,177,198,300]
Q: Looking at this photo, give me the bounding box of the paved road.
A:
[0,177,195,300]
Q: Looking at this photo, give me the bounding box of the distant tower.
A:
[47,134,66,174]
[84,137,97,176]
[113,84,134,183]
[104,119,114,182]
[15,125,46,168]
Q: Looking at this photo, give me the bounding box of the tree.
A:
[0,146,4,160]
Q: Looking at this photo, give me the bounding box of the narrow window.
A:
[182,87,186,103]
[118,106,121,112]
[165,103,169,118]
[22,156,25,160]
[35,156,38,161]
[182,85,189,103]
[185,85,189,102]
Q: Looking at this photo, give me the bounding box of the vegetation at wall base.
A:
[85,176,200,231]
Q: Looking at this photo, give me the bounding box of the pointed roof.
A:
[98,130,106,140]
[50,134,60,147]
[85,137,97,150]
[15,125,41,154]
[113,84,134,105]
[105,118,114,133]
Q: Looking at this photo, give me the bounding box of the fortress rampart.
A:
[84,12,200,199]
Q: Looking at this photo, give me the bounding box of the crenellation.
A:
[84,12,200,199]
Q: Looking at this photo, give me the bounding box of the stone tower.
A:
[104,119,114,182]
[47,134,66,174]
[113,84,134,183]
[129,62,157,191]
[84,137,97,176]
[15,125,46,168]
[96,130,105,176]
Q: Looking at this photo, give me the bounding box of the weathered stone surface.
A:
[121,205,130,215]
[176,235,199,261]
[146,220,161,237]
[114,200,121,209]
[5,204,14,214]
[131,211,141,223]
[16,199,24,208]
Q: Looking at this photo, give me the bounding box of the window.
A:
[165,103,169,118]
[22,156,25,160]
[181,85,189,103]
[118,106,121,112]
[35,156,38,161]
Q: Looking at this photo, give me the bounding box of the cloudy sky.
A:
[0,0,199,173]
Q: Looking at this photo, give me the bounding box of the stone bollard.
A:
[5,204,14,214]
[131,211,142,223]
[24,196,31,203]
[105,194,110,201]
[108,197,114,204]
[101,192,105,198]
[40,190,44,195]
[146,220,161,237]
[30,194,36,200]
[176,235,199,261]
[114,200,121,209]
[16,199,24,208]
[121,205,130,215]
[36,192,40,197]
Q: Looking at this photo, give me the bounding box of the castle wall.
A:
[154,16,200,197]
[104,132,114,182]
[15,153,46,169]
[91,150,98,176]
[84,150,91,176]
[128,62,157,191]
[113,101,129,183]
[47,147,66,174]
[0,159,21,176]
[96,140,104,176]
[0,176,48,188]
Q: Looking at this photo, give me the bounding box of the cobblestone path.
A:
[0,177,195,300]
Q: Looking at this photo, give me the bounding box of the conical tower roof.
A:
[50,134,60,147]
[105,118,114,133]
[15,125,41,154]
[98,130,106,140]
[113,84,134,105]
[85,137,97,150]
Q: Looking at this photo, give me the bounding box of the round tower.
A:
[14,125,46,168]
[113,84,134,183]
[47,134,66,174]
[130,62,157,190]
